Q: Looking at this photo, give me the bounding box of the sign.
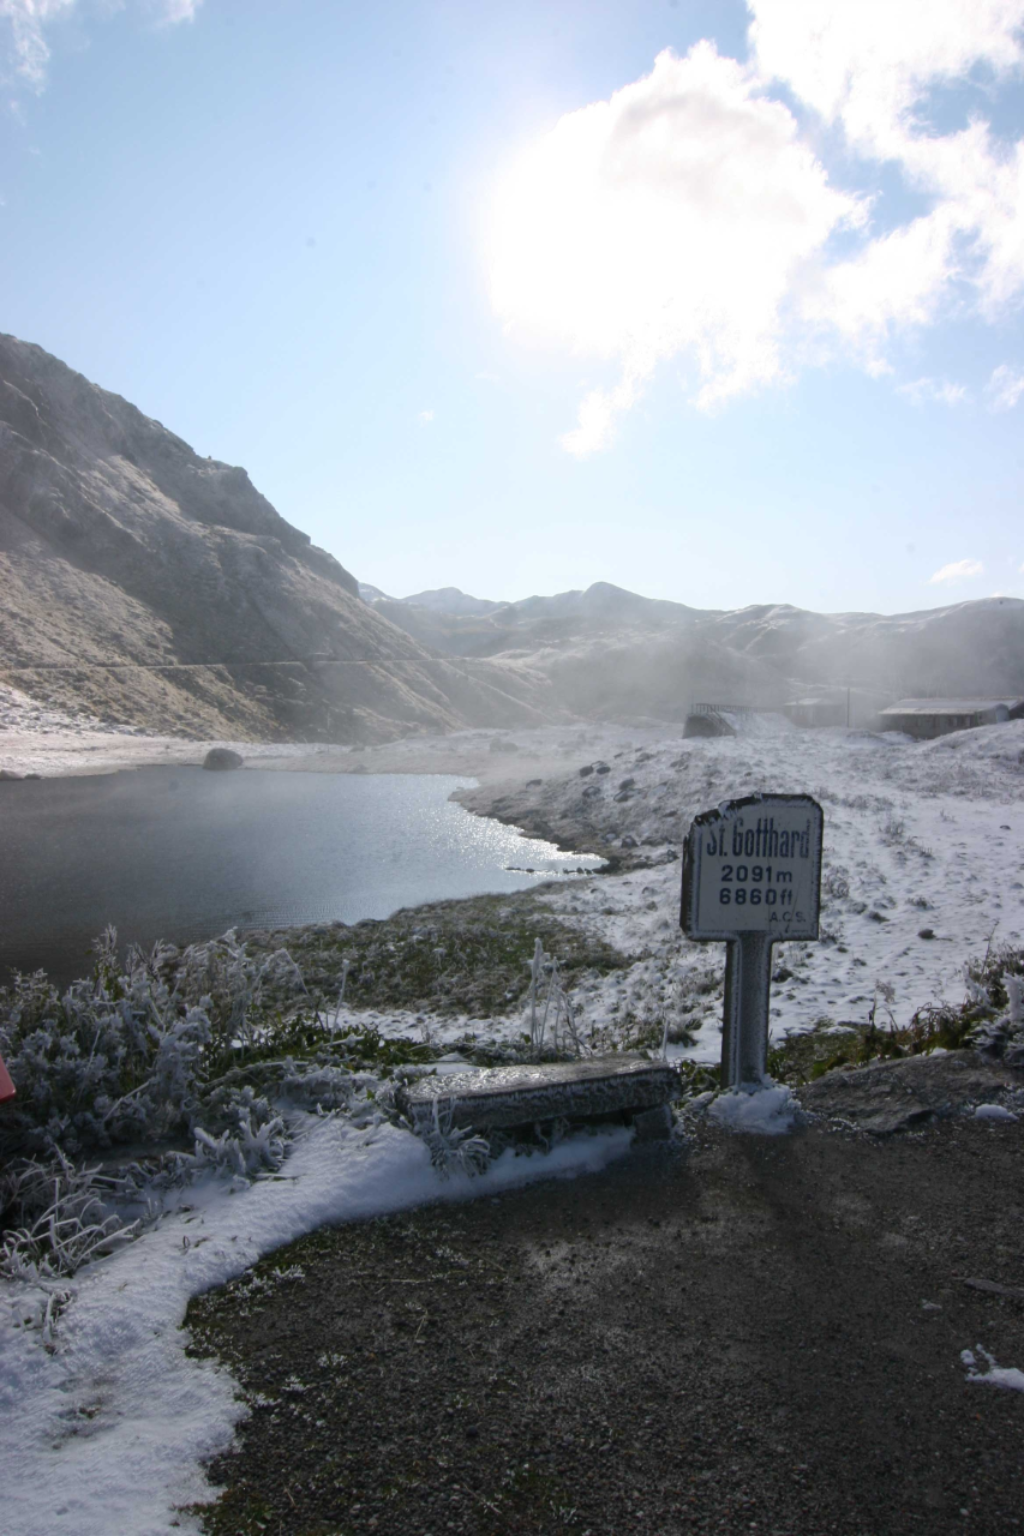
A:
[682,795,823,941]
[681,794,823,1090]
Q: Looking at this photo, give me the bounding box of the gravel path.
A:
[188,1113,1024,1536]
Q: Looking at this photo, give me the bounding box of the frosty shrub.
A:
[0,928,315,1160]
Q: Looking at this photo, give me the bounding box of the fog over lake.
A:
[0,769,601,984]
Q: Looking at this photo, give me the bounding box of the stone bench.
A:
[396,1054,680,1143]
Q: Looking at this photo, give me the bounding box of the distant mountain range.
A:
[360,582,1024,725]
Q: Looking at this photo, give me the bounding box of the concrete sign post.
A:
[681,794,823,1090]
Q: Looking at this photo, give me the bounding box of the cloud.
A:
[488,44,861,451]
[929,558,985,583]
[987,363,1024,411]
[752,1,1024,330]
[418,409,434,424]
[1,0,200,89]
[489,3,1024,452]
[749,0,1024,160]
[152,0,200,21]
[1,1,75,87]
[897,376,969,406]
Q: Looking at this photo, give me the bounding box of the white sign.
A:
[682,794,823,942]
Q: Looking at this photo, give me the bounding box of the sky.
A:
[1,0,1023,615]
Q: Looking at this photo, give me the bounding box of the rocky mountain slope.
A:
[363,582,1024,724]
[0,336,555,741]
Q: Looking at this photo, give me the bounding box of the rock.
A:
[0,769,22,781]
[579,765,594,778]
[594,762,611,774]
[202,747,244,771]
[618,777,636,791]
[621,834,638,848]
[396,1055,681,1137]
[489,737,519,753]
[800,1051,1023,1134]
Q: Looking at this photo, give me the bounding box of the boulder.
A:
[202,747,244,772]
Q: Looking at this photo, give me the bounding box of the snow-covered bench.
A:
[396,1054,679,1142]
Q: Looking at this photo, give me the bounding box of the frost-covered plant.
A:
[525,939,579,1057]
[879,813,906,845]
[0,931,214,1155]
[421,1097,491,1179]
[0,929,314,1159]
[189,1110,287,1179]
[821,865,850,901]
[0,1151,138,1282]
[1007,975,1024,1031]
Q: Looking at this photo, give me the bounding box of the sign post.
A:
[681,794,823,1090]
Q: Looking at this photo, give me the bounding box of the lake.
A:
[0,768,601,984]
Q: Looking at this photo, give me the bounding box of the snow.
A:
[973,1103,1019,1123]
[0,1116,632,1536]
[707,1082,801,1136]
[961,1346,1024,1393]
[529,719,1024,1066]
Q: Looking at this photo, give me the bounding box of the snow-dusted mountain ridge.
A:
[362,579,1024,721]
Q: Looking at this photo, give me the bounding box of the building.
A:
[878,698,1024,740]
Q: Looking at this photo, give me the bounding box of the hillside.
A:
[0,336,555,741]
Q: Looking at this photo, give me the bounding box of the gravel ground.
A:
[188,1111,1024,1536]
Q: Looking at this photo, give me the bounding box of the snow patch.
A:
[961,1346,1024,1393]
[1,1116,632,1536]
[708,1081,801,1136]
[973,1103,1018,1123]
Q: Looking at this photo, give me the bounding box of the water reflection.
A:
[0,769,602,983]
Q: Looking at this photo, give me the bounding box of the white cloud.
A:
[418,409,434,424]
[488,43,860,452]
[0,1,75,87]
[489,3,1024,452]
[749,0,1024,161]
[1,0,200,89]
[929,558,985,583]
[897,376,969,406]
[987,362,1024,411]
[752,2,1024,328]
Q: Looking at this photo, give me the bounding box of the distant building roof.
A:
[880,698,1024,717]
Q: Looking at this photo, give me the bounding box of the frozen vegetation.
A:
[2,716,1024,1532]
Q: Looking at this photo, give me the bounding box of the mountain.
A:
[399,586,503,616]
[358,577,1024,726]
[0,335,556,741]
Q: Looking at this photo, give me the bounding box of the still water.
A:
[0,768,601,984]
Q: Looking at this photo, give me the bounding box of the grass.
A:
[247,891,633,1018]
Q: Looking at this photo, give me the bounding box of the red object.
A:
[0,1054,15,1103]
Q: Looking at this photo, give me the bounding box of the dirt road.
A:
[188,1113,1024,1536]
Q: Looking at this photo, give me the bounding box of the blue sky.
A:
[2,0,1023,614]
